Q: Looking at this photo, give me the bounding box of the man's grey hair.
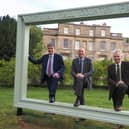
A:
[112,49,123,56]
[47,42,54,48]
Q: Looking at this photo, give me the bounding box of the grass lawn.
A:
[0,86,129,129]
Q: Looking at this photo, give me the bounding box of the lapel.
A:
[46,54,49,62]
[77,58,80,65]
[112,64,116,75]
[53,54,56,68]
[76,58,80,72]
[121,62,124,77]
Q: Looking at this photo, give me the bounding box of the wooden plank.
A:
[15,98,129,126]
[21,2,129,25]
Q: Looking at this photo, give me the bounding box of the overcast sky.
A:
[0,0,129,37]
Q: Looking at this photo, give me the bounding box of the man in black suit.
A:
[29,43,65,103]
[108,49,129,129]
[71,47,93,107]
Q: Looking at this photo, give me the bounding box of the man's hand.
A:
[76,73,84,78]
[116,80,124,87]
[53,73,60,78]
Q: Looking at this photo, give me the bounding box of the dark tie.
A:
[79,59,83,73]
[116,64,120,81]
[48,55,52,76]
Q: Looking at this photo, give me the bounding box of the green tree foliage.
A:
[0,15,16,60]
[125,38,129,43]
[93,60,112,87]
[0,57,112,87]
[63,59,73,86]
[28,25,44,85]
[0,58,15,86]
[29,25,43,55]
[28,41,43,86]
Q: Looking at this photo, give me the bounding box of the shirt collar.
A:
[115,62,121,66]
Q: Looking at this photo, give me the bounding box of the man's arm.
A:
[29,55,43,64]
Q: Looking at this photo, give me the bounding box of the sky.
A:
[0,0,129,37]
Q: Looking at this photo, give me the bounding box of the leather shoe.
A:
[75,118,85,122]
[115,106,122,111]
[74,99,80,107]
[113,124,124,129]
[49,97,55,103]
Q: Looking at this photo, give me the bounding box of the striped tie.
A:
[48,55,52,77]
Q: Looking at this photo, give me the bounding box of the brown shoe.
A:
[115,106,122,111]
[113,124,124,129]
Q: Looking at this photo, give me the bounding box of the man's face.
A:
[113,52,122,64]
[48,46,54,55]
[78,48,85,58]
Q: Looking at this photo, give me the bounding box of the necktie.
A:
[116,64,120,81]
[79,59,83,73]
[48,55,52,77]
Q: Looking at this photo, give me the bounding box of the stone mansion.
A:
[42,22,129,60]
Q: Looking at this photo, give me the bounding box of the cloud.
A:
[0,0,128,37]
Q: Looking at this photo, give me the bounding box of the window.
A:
[75,28,80,35]
[100,41,106,51]
[111,33,118,37]
[64,39,69,48]
[89,30,94,37]
[110,42,116,51]
[101,30,106,37]
[87,42,94,51]
[75,40,80,50]
[64,27,69,34]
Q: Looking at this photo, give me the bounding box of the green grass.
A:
[0,87,129,129]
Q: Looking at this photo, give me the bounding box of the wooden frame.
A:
[14,1,129,125]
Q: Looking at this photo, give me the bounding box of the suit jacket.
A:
[29,53,65,83]
[108,61,129,100]
[71,57,93,90]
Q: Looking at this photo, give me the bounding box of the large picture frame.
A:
[14,1,129,125]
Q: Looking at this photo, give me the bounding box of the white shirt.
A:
[46,54,54,75]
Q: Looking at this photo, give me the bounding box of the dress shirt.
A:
[46,54,54,76]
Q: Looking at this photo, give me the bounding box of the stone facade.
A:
[43,23,129,60]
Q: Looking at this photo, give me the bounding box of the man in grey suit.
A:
[71,47,93,107]
[108,49,129,129]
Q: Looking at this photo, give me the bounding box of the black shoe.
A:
[75,118,85,122]
[49,97,55,103]
[74,99,80,107]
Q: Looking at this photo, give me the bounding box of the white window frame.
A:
[89,30,94,37]
[87,42,94,51]
[75,28,80,35]
[101,30,106,37]
[64,27,69,34]
[100,41,106,51]
[63,39,69,48]
[75,40,80,50]
[110,42,116,51]
[14,2,129,126]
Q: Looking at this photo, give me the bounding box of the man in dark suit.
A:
[29,43,65,103]
[71,47,93,107]
[108,49,129,129]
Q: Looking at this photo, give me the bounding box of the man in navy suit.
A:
[29,43,65,103]
[108,49,129,129]
[71,47,93,107]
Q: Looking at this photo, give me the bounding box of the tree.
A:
[0,15,17,60]
[29,25,43,55]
